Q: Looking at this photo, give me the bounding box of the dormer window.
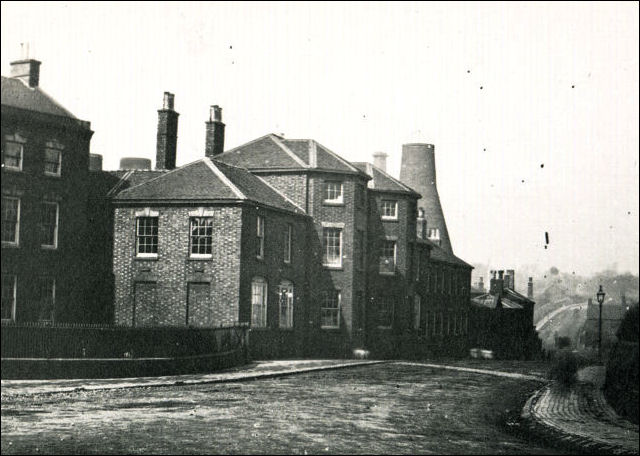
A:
[323,181,343,205]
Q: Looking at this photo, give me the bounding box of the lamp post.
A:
[596,285,606,361]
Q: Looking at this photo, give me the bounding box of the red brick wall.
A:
[113,206,243,327]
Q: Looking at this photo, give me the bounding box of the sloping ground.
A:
[537,305,588,350]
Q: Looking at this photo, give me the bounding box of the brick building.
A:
[1,59,94,323]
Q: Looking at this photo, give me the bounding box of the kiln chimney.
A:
[399,143,453,254]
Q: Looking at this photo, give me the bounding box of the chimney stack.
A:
[478,276,485,292]
[10,58,41,88]
[527,277,534,299]
[89,154,103,171]
[400,143,454,254]
[372,152,388,172]
[506,269,515,290]
[155,92,179,170]
[205,105,225,158]
[416,208,427,240]
[490,270,505,296]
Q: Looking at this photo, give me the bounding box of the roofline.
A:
[270,134,310,168]
[244,167,371,179]
[254,175,306,213]
[114,159,207,197]
[111,198,309,217]
[312,139,361,173]
[204,158,247,199]
[353,161,420,195]
[1,104,92,132]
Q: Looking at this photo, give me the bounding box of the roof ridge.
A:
[367,162,417,193]
[116,159,206,196]
[254,175,306,214]
[313,140,360,172]
[217,133,273,156]
[204,158,246,200]
[270,134,310,168]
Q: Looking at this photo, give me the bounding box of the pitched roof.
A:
[1,76,78,119]
[420,238,473,268]
[471,293,525,310]
[352,162,420,196]
[113,158,304,214]
[217,134,366,175]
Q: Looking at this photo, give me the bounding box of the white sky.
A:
[2,1,638,276]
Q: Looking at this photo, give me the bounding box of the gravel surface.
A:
[1,363,569,455]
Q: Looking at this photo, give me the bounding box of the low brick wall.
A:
[1,322,249,379]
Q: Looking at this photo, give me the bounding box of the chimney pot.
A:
[10,58,41,88]
[163,92,175,110]
[372,152,388,172]
[210,105,222,122]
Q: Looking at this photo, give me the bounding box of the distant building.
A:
[469,270,541,359]
[580,298,628,351]
[1,58,94,323]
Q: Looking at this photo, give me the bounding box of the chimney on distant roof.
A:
[10,58,41,88]
[478,276,485,292]
[527,277,534,299]
[205,105,225,158]
[506,269,515,290]
[372,152,388,173]
[416,208,427,240]
[156,92,179,170]
[490,270,504,296]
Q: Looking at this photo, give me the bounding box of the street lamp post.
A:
[596,285,606,361]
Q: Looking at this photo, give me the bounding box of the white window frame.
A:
[381,199,398,220]
[189,217,214,258]
[44,143,63,177]
[323,181,343,205]
[40,201,59,250]
[250,277,268,328]
[2,134,25,172]
[38,277,55,323]
[379,239,396,275]
[135,216,159,258]
[278,281,294,329]
[283,224,292,264]
[321,290,341,329]
[256,215,265,260]
[1,196,20,247]
[322,227,343,268]
[1,274,17,322]
[413,294,421,330]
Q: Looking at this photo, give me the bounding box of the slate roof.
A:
[1,76,78,119]
[113,158,304,214]
[217,134,367,176]
[419,238,473,268]
[352,162,419,196]
[471,293,525,310]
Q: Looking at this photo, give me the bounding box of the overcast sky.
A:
[2,1,638,276]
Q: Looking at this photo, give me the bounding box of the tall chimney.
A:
[205,105,225,158]
[156,92,179,170]
[400,143,453,254]
[527,277,534,299]
[10,58,41,88]
[478,276,485,292]
[89,154,103,171]
[372,152,388,172]
[506,269,515,289]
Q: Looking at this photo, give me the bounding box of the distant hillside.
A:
[537,302,588,351]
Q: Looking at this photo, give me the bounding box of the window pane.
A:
[323,228,341,265]
[256,216,264,258]
[38,278,55,322]
[251,278,267,327]
[190,217,213,256]
[2,142,22,169]
[379,240,395,273]
[1,197,19,243]
[284,225,292,263]
[44,148,62,175]
[381,200,397,218]
[321,291,340,328]
[377,297,393,328]
[278,282,293,328]
[1,275,16,320]
[324,182,343,201]
[136,217,158,255]
[40,202,58,247]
